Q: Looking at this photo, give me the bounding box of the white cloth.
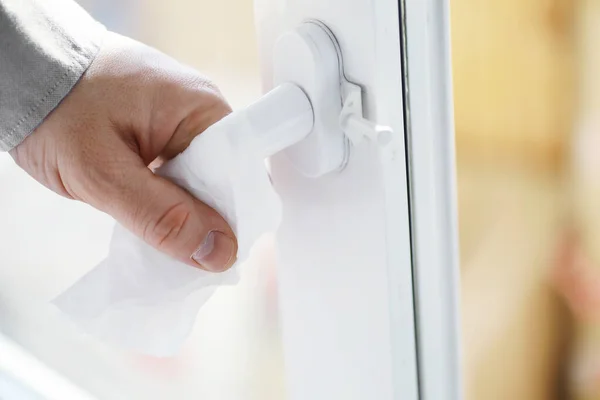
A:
[53,113,282,356]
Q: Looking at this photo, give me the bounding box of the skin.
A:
[9,32,238,272]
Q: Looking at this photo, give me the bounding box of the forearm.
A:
[0,0,105,151]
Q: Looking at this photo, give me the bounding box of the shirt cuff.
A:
[0,0,106,151]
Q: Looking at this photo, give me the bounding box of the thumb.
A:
[99,159,238,272]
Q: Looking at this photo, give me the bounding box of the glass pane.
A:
[0,1,285,398]
[451,1,589,399]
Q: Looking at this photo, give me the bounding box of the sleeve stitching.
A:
[6,60,79,138]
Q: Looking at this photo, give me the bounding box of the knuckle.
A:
[187,77,231,113]
[187,74,220,95]
[142,201,192,250]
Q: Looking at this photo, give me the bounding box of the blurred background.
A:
[1,0,600,399]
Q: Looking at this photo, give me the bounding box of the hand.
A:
[9,32,238,272]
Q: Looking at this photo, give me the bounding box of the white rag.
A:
[53,113,282,356]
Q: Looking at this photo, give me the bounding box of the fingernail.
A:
[191,231,236,272]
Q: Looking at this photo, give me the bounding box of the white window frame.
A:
[403,0,462,399]
[256,0,461,399]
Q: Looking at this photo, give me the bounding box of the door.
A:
[254,1,461,399]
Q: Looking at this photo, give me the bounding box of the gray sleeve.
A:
[0,0,105,151]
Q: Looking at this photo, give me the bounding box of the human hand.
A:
[9,32,237,272]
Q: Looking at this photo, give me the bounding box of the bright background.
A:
[0,1,283,399]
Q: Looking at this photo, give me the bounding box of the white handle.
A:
[242,83,313,158]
